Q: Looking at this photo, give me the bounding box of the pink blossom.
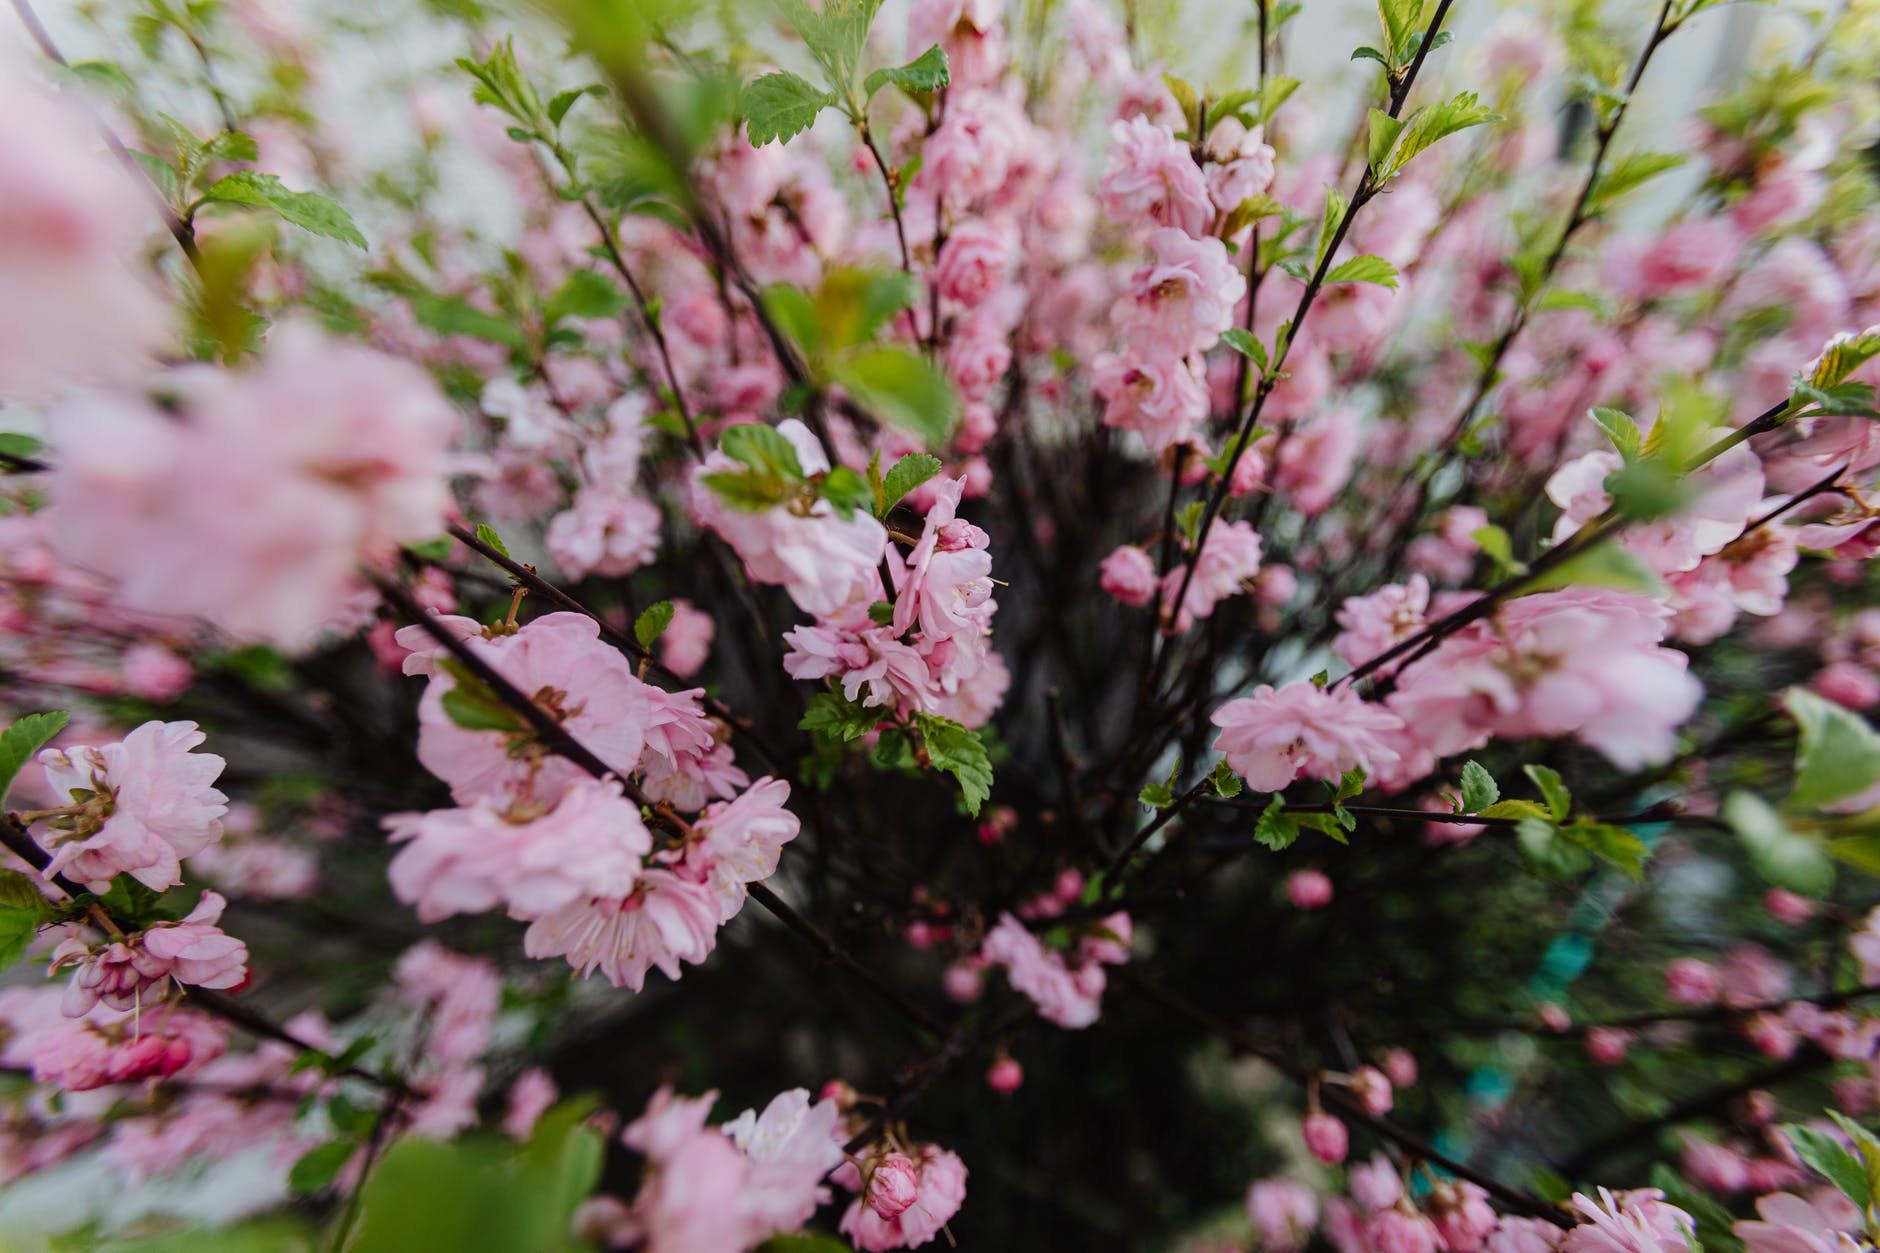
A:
[119,644,193,703]
[385,776,653,923]
[1432,1182,1501,1253]
[1336,577,1432,668]
[0,63,173,398]
[546,490,662,579]
[1204,117,1276,211]
[1117,229,1247,358]
[893,478,996,643]
[1248,1178,1320,1252]
[35,721,228,892]
[501,1068,559,1140]
[1585,1027,1631,1065]
[523,868,722,991]
[1350,1154,1403,1211]
[867,1153,923,1220]
[415,612,651,806]
[980,912,1105,1029]
[839,1144,968,1251]
[47,324,458,650]
[985,1056,1023,1093]
[1094,352,1210,452]
[693,422,888,620]
[1632,219,1743,298]
[1563,1189,1695,1253]
[1274,407,1362,516]
[1489,1217,1566,1253]
[1349,1065,1393,1116]
[55,891,249,1016]
[659,599,716,679]
[1765,889,1816,925]
[721,1087,847,1236]
[684,776,800,921]
[935,221,1014,309]
[1303,1110,1349,1163]
[1371,1209,1444,1253]
[1162,520,1265,630]
[1286,869,1334,909]
[1101,545,1159,606]
[1212,681,1404,792]
[1734,1190,1862,1253]
[783,622,938,712]
[1665,958,1721,1006]
[1101,117,1213,236]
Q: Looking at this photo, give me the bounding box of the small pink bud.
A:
[942,963,983,1004]
[1380,1048,1417,1089]
[986,1057,1024,1094]
[866,1153,921,1220]
[1303,1110,1348,1163]
[1763,889,1815,925]
[1349,1065,1393,1116]
[1286,870,1334,910]
[819,1080,858,1108]
[1536,1002,1571,1033]
[1664,958,1720,1006]
[1584,1027,1631,1066]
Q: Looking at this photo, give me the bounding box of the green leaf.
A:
[721,424,807,480]
[0,711,69,804]
[1294,811,1350,844]
[1785,1124,1871,1208]
[1325,254,1399,289]
[1558,819,1649,879]
[199,172,366,248]
[743,71,836,147]
[820,465,873,518]
[1258,76,1301,122]
[437,660,528,735]
[546,270,627,323]
[546,84,601,128]
[1219,328,1268,371]
[799,692,879,742]
[474,523,512,560]
[1471,524,1525,575]
[409,292,526,351]
[1138,780,1174,808]
[1208,759,1244,799]
[1459,761,1499,812]
[879,453,942,516]
[1786,686,1880,811]
[1385,92,1499,177]
[701,470,797,512]
[864,44,950,98]
[0,869,51,971]
[633,601,675,649]
[914,712,993,817]
[1586,152,1685,214]
[1580,410,1640,468]
[834,347,958,446]
[1315,185,1349,271]
[1524,764,1571,821]
[1518,541,1666,597]
[1516,817,1591,878]
[130,149,182,202]
[288,1140,356,1196]
[761,284,823,355]
[1367,108,1405,171]
[1351,45,1390,66]
[1477,799,1552,820]
[1724,792,1836,896]
[1336,768,1366,802]
[1254,796,1300,851]
[1807,330,1880,391]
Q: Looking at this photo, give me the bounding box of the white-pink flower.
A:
[523,868,721,992]
[1212,682,1404,792]
[35,721,228,892]
[1117,229,1247,359]
[1100,117,1213,236]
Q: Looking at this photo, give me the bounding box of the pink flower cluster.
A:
[978,909,1132,1029]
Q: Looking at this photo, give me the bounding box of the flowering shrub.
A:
[5,0,1880,1248]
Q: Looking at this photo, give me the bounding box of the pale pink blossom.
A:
[659,599,716,679]
[1350,1154,1403,1211]
[985,1056,1023,1093]
[783,622,938,712]
[1101,117,1213,236]
[1303,1110,1348,1163]
[935,221,1014,309]
[1094,352,1210,452]
[1563,1189,1695,1253]
[1117,229,1247,358]
[47,325,458,650]
[1734,1190,1863,1253]
[523,868,721,992]
[385,776,652,923]
[1665,958,1721,1006]
[1336,577,1432,668]
[1248,1178,1320,1252]
[1162,520,1265,630]
[1101,545,1159,607]
[839,1144,968,1250]
[54,891,248,1016]
[1212,682,1404,792]
[894,478,996,644]
[546,490,662,579]
[683,776,800,922]
[721,1087,847,1237]
[1286,869,1334,909]
[35,721,228,892]
[501,1068,559,1140]
[980,912,1107,1029]
[415,612,651,805]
